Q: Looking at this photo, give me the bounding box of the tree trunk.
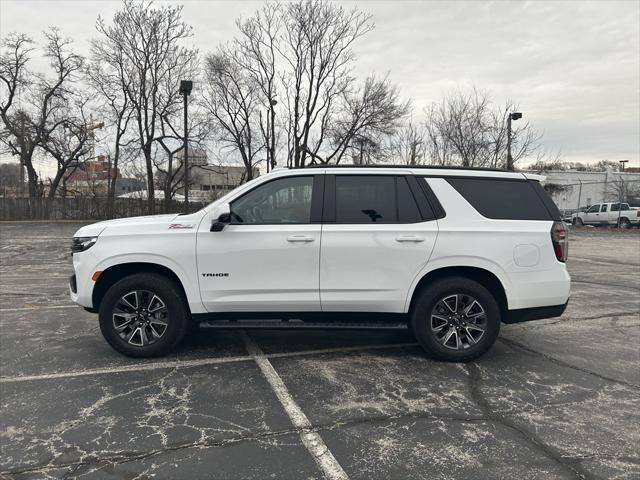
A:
[144,146,155,215]
[107,146,119,219]
[164,153,173,213]
[25,161,38,198]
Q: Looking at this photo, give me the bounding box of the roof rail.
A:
[292,164,508,173]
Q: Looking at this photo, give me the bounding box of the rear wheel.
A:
[618,217,631,229]
[410,277,501,362]
[99,273,189,357]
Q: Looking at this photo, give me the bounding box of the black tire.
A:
[574,217,584,226]
[618,217,631,229]
[410,277,501,362]
[99,273,190,358]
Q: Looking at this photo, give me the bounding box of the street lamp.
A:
[266,98,277,172]
[179,80,193,209]
[619,160,629,172]
[507,112,522,171]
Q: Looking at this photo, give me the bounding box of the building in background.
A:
[176,148,208,167]
[64,155,144,196]
[189,165,259,201]
[530,170,640,211]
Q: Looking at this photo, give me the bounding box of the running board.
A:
[199,319,409,331]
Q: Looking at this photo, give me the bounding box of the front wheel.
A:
[573,217,584,226]
[99,273,189,357]
[410,277,501,362]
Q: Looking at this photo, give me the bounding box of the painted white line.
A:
[0,305,78,313]
[0,355,254,384]
[0,342,418,384]
[0,275,70,279]
[242,331,349,480]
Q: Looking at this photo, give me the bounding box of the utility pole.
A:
[179,80,193,210]
[506,112,522,171]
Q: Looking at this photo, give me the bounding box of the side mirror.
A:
[210,203,231,232]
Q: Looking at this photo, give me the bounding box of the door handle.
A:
[287,235,315,243]
[395,235,425,243]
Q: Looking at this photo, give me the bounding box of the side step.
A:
[199,319,409,331]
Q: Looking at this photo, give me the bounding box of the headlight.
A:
[71,236,98,253]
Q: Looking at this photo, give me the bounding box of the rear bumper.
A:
[503,300,568,324]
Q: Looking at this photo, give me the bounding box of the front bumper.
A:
[69,250,98,309]
[503,299,569,324]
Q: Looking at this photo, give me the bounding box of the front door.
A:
[320,174,438,313]
[584,204,601,224]
[197,174,323,312]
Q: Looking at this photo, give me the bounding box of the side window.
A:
[587,204,600,213]
[445,178,553,221]
[230,176,313,224]
[334,175,423,224]
[601,204,608,212]
[611,203,619,212]
[336,176,395,223]
[621,203,629,211]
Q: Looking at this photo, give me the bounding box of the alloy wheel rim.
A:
[112,290,169,347]
[430,294,487,350]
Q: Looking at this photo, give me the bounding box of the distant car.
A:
[572,203,640,228]
[70,166,570,362]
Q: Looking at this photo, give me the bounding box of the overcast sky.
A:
[1,0,639,169]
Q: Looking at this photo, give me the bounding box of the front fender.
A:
[94,253,206,314]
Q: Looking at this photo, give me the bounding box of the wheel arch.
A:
[92,262,189,313]
[407,266,509,319]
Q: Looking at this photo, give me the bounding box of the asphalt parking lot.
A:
[0,222,638,480]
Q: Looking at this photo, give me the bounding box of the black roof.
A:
[292,164,509,173]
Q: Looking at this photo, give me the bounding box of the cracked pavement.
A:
[0,222,639,479]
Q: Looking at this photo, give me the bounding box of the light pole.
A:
[619,160,629,172]
[506,112,522,171]
[179,80,193,210]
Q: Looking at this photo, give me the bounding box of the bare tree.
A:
[87,28,135,217]
[384,120,427,165]
[202,50,263,181]
[607,176,640,205]
[0,162,21,195]
[40,97,92,208]
[422,87,543,168]
[0,29,83,197]
[279,0,374,167]
[234,4,282,170]
[95,0,196,214]
[154,109,208,211]
[323,74,410,164]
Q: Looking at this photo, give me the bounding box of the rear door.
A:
[319,174,438,313]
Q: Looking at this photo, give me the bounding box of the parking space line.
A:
[0,342,418,384]
[242,331,349,480]
[0,305,78,313]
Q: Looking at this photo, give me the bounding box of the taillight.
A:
[636,210,640,217]
[551,221,568,262]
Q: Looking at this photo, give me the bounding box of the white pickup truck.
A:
[572,202,640,228]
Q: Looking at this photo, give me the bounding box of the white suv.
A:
[70,167,570,362]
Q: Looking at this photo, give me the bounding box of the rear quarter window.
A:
[446,177,559,221]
